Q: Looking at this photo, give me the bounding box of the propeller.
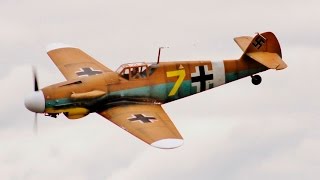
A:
[33,67,39,91]
[33,113,38,135]
[32,67,39,135]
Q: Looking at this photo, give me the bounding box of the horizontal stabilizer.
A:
[234,36,253,52]
[247,52,287,70]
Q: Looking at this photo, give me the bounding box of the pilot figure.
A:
[131,67,141,79]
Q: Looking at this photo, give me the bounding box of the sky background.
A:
[0,0,319,179]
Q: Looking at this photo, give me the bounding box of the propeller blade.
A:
[31,67,40,135]
[33,67,39,91]
[33,113,38,135]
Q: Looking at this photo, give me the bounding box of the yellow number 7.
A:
[166,69,186,96]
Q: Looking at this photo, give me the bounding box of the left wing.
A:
[46,43,114,80]
[99,104,183,149]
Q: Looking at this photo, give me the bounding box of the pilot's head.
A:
[132,67,139,73]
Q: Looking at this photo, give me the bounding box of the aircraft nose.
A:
[24,91,45,113]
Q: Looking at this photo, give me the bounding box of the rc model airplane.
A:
[25,32,287,149]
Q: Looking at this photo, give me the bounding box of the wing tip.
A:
[151,138,184,149]
[46,43,75,52]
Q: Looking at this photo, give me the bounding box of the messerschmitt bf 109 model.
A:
[25,32,287,149]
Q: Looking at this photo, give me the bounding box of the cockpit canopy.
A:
[116,62,156,80]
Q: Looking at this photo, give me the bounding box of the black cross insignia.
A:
[128,114,156,123]
[252,35,266,49]
[76,67,102,77]
[191,65,213,92]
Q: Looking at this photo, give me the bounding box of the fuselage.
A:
[38,57,266,119]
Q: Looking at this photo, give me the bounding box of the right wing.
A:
[99,104,183,149]
[46,43,114,80]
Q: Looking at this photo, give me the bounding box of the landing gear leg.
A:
[251,75,262,85]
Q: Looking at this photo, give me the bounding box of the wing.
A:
[46,43,114,80]
[99,104,183,149]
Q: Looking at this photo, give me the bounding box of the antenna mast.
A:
[157,47,168,64]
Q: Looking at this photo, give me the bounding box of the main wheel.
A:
[251,75,262,85]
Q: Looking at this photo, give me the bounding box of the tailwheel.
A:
[251,75,262,85]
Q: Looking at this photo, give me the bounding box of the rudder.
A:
[245,32,282,57]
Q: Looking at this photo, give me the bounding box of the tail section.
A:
[234,32,287,70]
